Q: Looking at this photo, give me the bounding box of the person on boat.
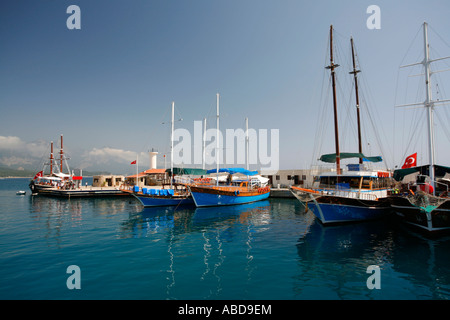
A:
[416,175,434,194]
[418,183,434,194]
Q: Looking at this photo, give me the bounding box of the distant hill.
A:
[0,166,113,178]
[0,166,35,178]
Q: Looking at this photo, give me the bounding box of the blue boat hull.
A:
[307,197,391,224]
[190,190,270,207]
[133,194,194,207]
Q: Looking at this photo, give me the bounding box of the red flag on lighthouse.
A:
[130,160,136,165]
[401,153,417,169]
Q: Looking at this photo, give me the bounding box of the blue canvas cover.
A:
[206,168,259,176]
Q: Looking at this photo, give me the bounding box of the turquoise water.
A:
[1,178,450,300]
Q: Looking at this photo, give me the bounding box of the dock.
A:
[269,188,294,198]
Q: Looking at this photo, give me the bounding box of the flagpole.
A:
[136,154,139,188]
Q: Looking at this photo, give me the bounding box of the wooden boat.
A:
[187,94,270,207]
[131,102,205,207]
[292,167,392,224]
[132,187,195,207]
[189,168,270,207]
[290,26,392,224]
[387,23,450,235]
[29,135,86,196]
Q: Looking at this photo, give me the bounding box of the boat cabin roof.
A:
[319,171,390,178]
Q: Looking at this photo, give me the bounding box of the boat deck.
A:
[35,186,131,197]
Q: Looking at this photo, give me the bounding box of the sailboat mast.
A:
[326,25,341,175]
[60,134,64,174]
[423,22,436,191]
[350,37,363,164]
[202,117,207,170]
[216,93,220,186]
[245,117,249,170]
[171,101,175,188]
[50,141,54,175]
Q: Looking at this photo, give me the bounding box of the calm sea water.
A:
[1,178,450,300]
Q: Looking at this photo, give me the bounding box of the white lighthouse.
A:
[149,149,158,170]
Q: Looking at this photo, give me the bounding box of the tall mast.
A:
[326,25,341,175]
[202,118,207,170]
[171,101,175,187]
[60,134,64,174]
[50,141,54,175]
[423,22,436,191]
[245,117,249,170]
[350,37,363,164]
[216,93,220,186]
[398,22,450,193]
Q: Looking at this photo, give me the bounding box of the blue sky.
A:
[1,0,450,174]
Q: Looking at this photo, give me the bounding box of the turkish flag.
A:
[34,171,43,179]
[130,160,136,165]
[401,153,417,169]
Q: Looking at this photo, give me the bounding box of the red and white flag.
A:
[130,160,137,165]
[401,153,417,169]
[34,171,43,179]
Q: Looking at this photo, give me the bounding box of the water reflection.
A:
[296,219,397,299]
[25,194,450,299]
[28,196,141,248]
[295,218,450,299]
[119,200,272,239]
[389,226,450,299]
[119,200,274,299]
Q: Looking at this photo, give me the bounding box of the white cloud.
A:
[0,156,33,167]
[0,136,24,150]
[86,147,138,163]
[0,136,48,168]
[80,147,149,171]
[0,136,151,173]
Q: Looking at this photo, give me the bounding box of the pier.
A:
[269,188,294,198]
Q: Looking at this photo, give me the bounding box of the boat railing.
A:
[174,176,216,186]
[175,175,263,191]
[310,188,381,201]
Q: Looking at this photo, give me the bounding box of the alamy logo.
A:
[366,265,381,289]
[66,265,81,289]
[66,5,81,30]
[172,121,279,174]
[366,5,381,30]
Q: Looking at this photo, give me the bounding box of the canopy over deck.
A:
[393,164,450,181]
[319,152,383,163]
[206,168,259,176]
